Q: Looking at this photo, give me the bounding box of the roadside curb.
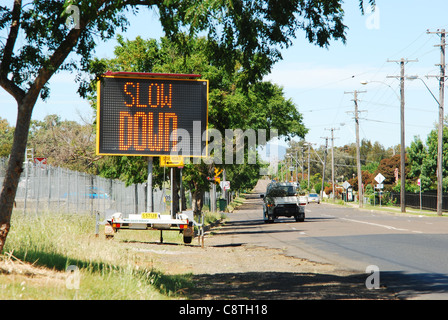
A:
[194,216,226,237]
[322,200,445,217]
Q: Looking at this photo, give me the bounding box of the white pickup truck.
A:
[260,182,306,223]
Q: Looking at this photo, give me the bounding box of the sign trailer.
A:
[97,72,208,244]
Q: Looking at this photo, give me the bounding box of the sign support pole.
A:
[380,187,382,207]
[180,168,183,212]
[147,157,153,212]
[170,167,174,218]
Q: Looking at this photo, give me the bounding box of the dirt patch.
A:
[121,181,399,300]
[132,229,398,300]
[190,272,389,300]
[0,253,66,297]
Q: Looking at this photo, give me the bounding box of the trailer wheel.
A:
[183,236,193,244]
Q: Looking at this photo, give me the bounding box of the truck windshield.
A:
[268,185,296,197]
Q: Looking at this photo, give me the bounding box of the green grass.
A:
[1,211,197,300]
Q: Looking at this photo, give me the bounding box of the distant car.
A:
[307,193,320,204]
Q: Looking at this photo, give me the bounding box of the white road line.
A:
[320,214,424,234]
[340,217,410,232]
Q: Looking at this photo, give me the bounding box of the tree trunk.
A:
[0,0,101,254]
[181,183,187,212]
[192,189,203,216]
[0,97,35,253]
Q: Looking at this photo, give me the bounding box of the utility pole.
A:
[325,128,339,202]
[345,90,366,208]
[301,145,305,184]
[427,29,446,216]
[303,142,315,189]
[295,150,298,184]
[320,137,329,200]
[387,58,418,213]
[306,143,311,188]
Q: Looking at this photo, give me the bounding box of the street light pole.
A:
[386,58,418,213]
[427,29,446,216]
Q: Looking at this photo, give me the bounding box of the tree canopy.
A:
[0,118,14,158]
[408,125,448,192]
[86,34,307,205]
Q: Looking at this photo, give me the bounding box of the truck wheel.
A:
[295,213,305,222]
[183,235,193,244]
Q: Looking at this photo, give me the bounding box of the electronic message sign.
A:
[96,74,208,157]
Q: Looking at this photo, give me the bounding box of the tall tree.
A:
[0,118,14,158]
[27,114,99,172]
[420,127,448,191]
[89,35,308,211]
[0,0,374,252]
[376,154,409,186]
[407,136,427,183]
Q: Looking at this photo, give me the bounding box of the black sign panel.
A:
[97,76,208,156]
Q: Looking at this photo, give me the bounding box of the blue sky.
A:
[2,1,448,153]
[266,0,448,151]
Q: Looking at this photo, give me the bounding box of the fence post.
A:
[47,165,51,211]
[66,169,70,213]
[57,166,61,212]
[23,160,29,214]
[36,163,41,215]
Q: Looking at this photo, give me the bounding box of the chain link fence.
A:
[0,158,204,218]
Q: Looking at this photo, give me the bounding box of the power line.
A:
[359,117,434,128]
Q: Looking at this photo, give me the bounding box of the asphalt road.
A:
[227,189,448,299]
